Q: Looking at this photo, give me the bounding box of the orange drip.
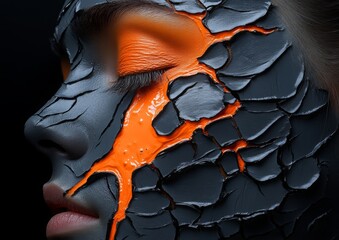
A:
[66,11,273,240]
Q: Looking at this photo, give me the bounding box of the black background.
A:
[1,0,65,239]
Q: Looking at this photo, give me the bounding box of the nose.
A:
[24,114,89,160]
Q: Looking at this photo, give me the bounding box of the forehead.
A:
[54,0,173,42]
[54,0,273,65]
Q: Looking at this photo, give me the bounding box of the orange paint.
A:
[237,154,246,173]
[66,8,275,240]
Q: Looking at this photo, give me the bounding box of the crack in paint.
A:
[43,109,87,128]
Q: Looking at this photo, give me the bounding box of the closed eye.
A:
[112,70,165,92]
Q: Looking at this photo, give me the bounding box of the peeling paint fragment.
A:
[132,166,159,192]
[223,92,237,104]
[203,0,271,33]
[246,150,281,181]
[242,101,278,113]
[168,74,211,100]
[218,76,252,92]
[152,102,183,136]
[192,129,220,159]
[255,6,284,30]
[206,117,240,147]
[171,205,200,226]
[162,165,224,207]
[198,42,229,69]
[237,46,304,101]
[239,144,278,163]
[127,191,170,216]
[127,211,176,238]
[65,60,94,84]
[170,0,206,14]
[200,0,222,9]
[219,151,239,175]
[293,86,329,116]
[218,31,290,78]
[234,108,284,141]
[198,174,287,224]
[174,79,225,121]
[252,116,291,145]
[279,80,309,114]
[38,99,76,117]
[153,142,195,177]
[287,107,338,162]
[285,157,320,190]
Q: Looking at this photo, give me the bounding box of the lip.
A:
[43,183,99,238]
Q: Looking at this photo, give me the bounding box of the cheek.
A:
[49,71,136,175]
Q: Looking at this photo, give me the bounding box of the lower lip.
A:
[46,211,99,238]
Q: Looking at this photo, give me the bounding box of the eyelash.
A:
[113,70,165,92]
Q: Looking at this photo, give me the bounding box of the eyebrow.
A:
[51,0,171,57]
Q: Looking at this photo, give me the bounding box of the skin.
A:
[24,1,339,240]
[25,2,212,240]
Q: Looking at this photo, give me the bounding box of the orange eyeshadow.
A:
[115,7,206,76]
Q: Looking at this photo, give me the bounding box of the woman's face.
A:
[24,0,338,240]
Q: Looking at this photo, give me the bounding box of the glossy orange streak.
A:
[67,9,274,240]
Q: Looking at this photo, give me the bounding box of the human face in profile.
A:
[24,1,338,240]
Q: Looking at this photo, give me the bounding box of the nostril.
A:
[39,140,67,155]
